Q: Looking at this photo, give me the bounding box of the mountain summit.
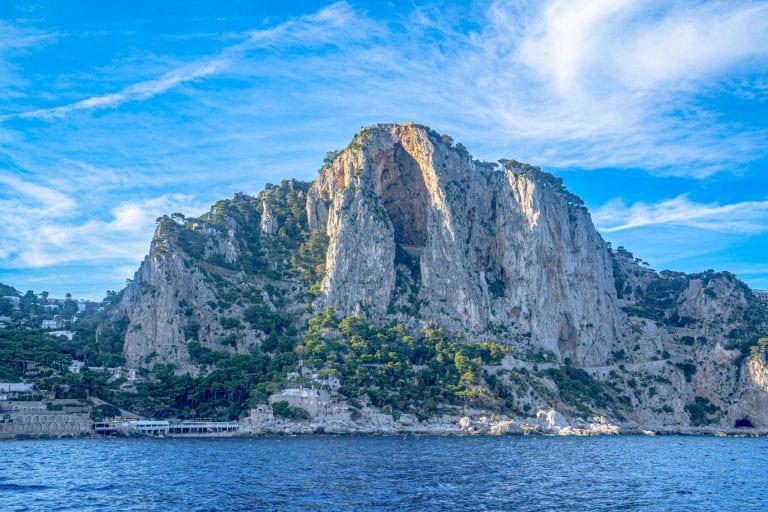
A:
[106,122,768,429]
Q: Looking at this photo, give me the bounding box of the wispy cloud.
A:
[593,195,768,234]
[516,0,768,94]
[0,175,76,214]
[0,21,57,99]
[0,2,361,122]
[0,59,227,121]
[461,0,768,174]
[3,1,766,172]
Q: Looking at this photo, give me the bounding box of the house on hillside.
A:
[0,383,35,401]
[68,361,85,374]
[41,318,64,330]
[269,388,331,418]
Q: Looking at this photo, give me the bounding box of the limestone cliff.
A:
[308,123,622,367]
[106,122,768,429]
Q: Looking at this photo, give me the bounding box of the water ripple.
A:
[0,436,766,511]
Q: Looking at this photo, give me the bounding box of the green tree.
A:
[19,290,38,314]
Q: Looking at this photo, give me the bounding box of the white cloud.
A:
[517,0,768,95]
[593,195,768,234]
[108,194,198,234]
[0,58,229,122]
[468,0,768,173]
[0,189,205,269]
[517,0,635,96]
[615,2,768,90]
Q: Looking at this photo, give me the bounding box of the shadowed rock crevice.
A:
[371,143,429,256]
[558,312,578,358]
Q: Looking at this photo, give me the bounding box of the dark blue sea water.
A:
[0,435,766,511]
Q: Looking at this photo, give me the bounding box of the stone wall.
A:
[0,401,91,438]
[0,411,91,438]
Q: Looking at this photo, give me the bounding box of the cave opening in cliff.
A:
[372,143,429,258]
[734,417,754,428]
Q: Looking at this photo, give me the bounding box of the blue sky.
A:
[0,0,767,299]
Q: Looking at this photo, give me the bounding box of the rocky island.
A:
[3,122,767,437]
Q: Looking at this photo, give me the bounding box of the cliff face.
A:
[308,124,622,366]
[112,185,316,372]
[107,122,768,428]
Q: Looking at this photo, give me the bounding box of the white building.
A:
[0,383,34,393]
[41,318,64,330]
[68,361,85,374]
[50,330,75,341]
[124,420,170,435]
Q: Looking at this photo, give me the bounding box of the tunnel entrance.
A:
[371,143,429,257]
[734,418,754,428]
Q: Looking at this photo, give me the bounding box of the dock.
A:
[93,419,240,437]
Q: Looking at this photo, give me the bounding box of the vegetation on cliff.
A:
[16,307,626,422]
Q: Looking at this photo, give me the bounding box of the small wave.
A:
[0,483,52,491]
[70,483,118,492]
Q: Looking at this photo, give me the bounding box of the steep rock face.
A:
[607,249,768,427]
[307,123,622,366]
[119,234,218,371]
[112,185,318,372]
[734,351,768,427]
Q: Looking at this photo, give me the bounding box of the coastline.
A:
[4,428,768,440]
[5,415,768,440]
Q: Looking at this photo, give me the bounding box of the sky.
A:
[0,0,767,300]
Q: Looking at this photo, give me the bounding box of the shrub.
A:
[685,396,720,426]
[271,400,310,420]
[674,362,697,383]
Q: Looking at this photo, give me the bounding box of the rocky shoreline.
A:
[4,406,768,440]
[6,425,768,440]
[238,408,768,438]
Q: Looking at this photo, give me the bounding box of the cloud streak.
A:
[0,2,361,122]
[0,175,76,214]
[593,195,768,234]
[0,59,227,121]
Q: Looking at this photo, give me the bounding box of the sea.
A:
[0,435,766,511]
